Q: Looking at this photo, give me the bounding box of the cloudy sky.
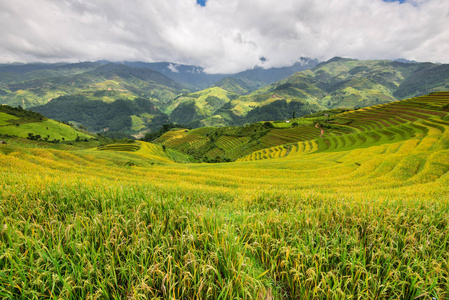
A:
[0,0,448,73]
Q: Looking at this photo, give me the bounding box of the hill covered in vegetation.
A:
[0,59,319,135]
[31,95,170,136]
[123,58,319,90]
[173,58,449,127]
[152,91,449,163]
[2,58,449,137]
[0,104,93,142]
[1,91,449,299]
[0,63,187,110]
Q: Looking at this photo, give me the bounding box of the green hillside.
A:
[157,91,449,163]
[247,58,449,110]
[31,95,169,136]
[239,91,449,161]
[168,87,238,126]
[0,62,100,86]
[172,58,449,128]
[212,77,265,95]
[0,105,92,142]
[0,63,188,110]
[3,59,449,134]
[0,63,194,135]
[1,92,449,299]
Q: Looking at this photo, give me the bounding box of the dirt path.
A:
[315,123,325,137]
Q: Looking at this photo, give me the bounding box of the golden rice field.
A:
[1,93,449,299]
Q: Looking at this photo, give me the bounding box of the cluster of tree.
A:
[96,136,136,146]
[169,100,200,125]
[242,100,317,125]
[31,95,169,133]
[26,132,65,143]
[274,83,292,91]
[393,64,449,99]
[205,95,227,111]
[0,105,45,121]
[203,156,232,163]
[75,135,89,142]
[25,132,92,143]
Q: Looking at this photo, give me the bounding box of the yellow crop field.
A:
[1,92,449,299]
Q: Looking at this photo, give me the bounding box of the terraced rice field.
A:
[212,135,251,159]
[1,92,449,299]
[239,92,449,162]
[156,130,209,152]
[97,143,141,152]
[153,129,189,145]
[204,146,225,159]
[215,135,250,150]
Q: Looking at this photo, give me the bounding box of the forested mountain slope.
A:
[176,58,449,127]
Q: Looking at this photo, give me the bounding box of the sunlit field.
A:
[1,93,449,299]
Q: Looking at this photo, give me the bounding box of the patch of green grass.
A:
[0,112,19,126]
[0,119,92,141]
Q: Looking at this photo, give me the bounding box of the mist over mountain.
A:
[178,57,449,128]
[1,57,449,135]
[123,57,319,90]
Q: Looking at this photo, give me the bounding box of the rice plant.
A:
[1,92,449,299]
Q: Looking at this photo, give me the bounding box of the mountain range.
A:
[1,57,449,135]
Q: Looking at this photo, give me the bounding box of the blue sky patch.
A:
[197,0,207,7]
[383,0,406,3]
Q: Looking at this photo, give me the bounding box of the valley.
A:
[2,58,449,137]
[3,0,449,298]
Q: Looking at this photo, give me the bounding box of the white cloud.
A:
[167,63,179,73]
[0,0,448,73]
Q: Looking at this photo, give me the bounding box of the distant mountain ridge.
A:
[2,57,449,135]
[0,58,320,134]
[0,63,187,109]
[0,58,319,109]
[123,57,319,90]
[180,57,449,128]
